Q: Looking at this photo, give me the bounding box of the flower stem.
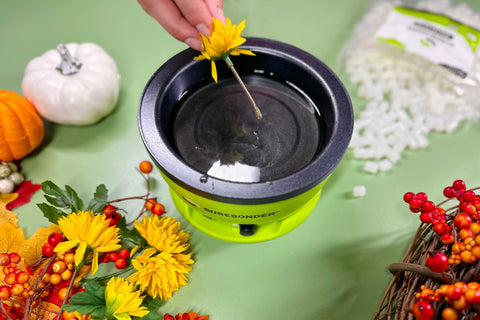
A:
[57,266,79,320]
[224,57,262,119]
[88,266,134,284]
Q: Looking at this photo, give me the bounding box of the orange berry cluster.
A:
[414,282,480,320]
[40,252,75,288]
[0,252,33,301]
[449,221,480,264]
[38,232,80,305]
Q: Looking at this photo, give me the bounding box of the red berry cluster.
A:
[42,232,64,258]
[443,180,480,220]
[101,204,123,226]
[145,198,165,216]
[98,248,130,269]
[403,191,453,245]
[414,282,480,320]
[0,252,32,302]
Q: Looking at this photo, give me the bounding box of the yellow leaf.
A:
[0,193,19,225]
[0,191,64,265]
[0,219,26,253]
[20,224,61,265]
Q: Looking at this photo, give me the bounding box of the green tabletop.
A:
[2,0,480,319]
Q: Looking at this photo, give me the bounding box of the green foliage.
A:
[36,203,66,225]
[87,184,108,213]
[64,281,107,319]
[133,296,164,320]
[37,180,109,224]
[117,217,147,247]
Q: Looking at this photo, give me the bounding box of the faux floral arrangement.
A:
[0,16,263,320]
[0,161,208,320]
[374,179,480,320]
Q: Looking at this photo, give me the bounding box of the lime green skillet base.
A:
[170,188,322,243]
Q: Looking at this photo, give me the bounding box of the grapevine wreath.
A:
[374,180,480,320]
[0,161,208,320]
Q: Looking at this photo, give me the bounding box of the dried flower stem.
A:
[107,168,153,225]
[388,263,453,283]
[224,56,262,119]
[56,264,79,320]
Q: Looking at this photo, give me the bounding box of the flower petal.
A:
[75,241,88,266]
[211,61,218,83]
[91,251,99,275]
[113,312,131,320]
[54,240,79,253]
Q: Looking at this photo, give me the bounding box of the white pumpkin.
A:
[22,42,120,126]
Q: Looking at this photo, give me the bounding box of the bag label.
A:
[375,6,480,78]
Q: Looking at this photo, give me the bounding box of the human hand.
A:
[137,0,226,51]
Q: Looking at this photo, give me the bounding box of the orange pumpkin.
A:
[0,89,44,161]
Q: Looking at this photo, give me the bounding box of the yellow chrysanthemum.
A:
[54,210,121,275]
[127,247,194,300]
[194,17,255,82]
[105,277,149,320]
[134,215,190,253]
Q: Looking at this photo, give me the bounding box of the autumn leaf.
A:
[0,191,61,264]
[20,224,61,265]
[0,193,19,226]
[6,180,42,210]
[0,218,26,254]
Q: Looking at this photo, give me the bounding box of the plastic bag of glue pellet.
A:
[338,0,480,172]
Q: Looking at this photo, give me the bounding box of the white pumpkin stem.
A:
[56,44,82,75]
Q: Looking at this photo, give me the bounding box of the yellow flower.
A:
[134,215,190,253]
[127,247,194,300]
[105,277,149,320]
[194,17,255,82]
[54,210,121,275]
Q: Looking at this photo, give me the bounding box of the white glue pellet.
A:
[340,0,480,172]
[364,161,379,174]
[353,185,367,197]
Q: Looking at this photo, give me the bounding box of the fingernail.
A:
[217,9,226,23]
[185,38,203,51]
[196,23,211,36]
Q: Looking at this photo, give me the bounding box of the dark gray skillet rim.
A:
[138,37,353,205]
